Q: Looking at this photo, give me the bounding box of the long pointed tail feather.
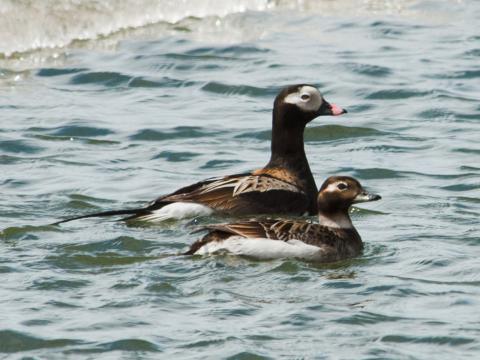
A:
[52,207,151,226]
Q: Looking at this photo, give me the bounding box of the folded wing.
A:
[186,220,341,258]
[139,172,309,218]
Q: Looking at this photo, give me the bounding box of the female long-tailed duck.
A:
[55,84,346,225]
[185,176,380,262]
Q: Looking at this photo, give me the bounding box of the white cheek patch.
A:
[283,85,323,112]
[325,182,346,192]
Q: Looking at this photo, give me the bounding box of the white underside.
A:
[195,236,328,261]
[138,202,214,222]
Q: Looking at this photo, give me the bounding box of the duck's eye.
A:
[300,94,310,101]
[337,183,348,190]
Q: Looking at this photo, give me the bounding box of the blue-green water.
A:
[1,1,479,358]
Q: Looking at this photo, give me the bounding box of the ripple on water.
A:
[37,67,87,77]
[236,125,388,142]
[186,44,270,56]
[56,194,117,214]
[0,139,43,154]
[47,253,157,269]
[358,143,431,153]
[323,280,362,289]
[179,336,234,350]
[29,278,90,291]
[28,125,114,138]
[64,339,161,354]
[365,89,430,100]
[128,76,197,88]
[380,335,475,346]
[144,281,179,294]
[225,351,274,360]
[70,71,132,87]
[61,200,101,212]
[267,261,301,274]
[46,236,159,269]
[0,330,82,353]
[369,20,407,38]
[347,103,376,112]
[463,48,480,57]
[152,150,200,162]
[452,148,480,155]
[304,125,388,141]
[343,62,393,77]
[334,311,406,325]
[418,108,454,120]
[443,69,480,79]
[0,155,22,165]
[0,225,61,241]
[98,339,160,352]
[48,125,114,137]
[163,44,269,63]
[340,167,406,179]
[201,82,277,97]
[61,236,158,253]
[200,159,243,169]
[27,125,119,145]
[130,126,221,141]
[441,183,480,192]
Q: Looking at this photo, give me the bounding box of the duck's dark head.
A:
[267,84,347,172]
[317,176,381,228]
[273,84,347,127]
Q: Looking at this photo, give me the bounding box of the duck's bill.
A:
[353,192,381,204]
[317,100,347,116]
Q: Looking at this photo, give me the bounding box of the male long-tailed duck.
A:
[55,84,346,225]
[185,176,380,262]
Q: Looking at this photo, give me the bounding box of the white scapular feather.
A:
[138,202,214,222]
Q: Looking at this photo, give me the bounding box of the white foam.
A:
[0,0,272,57]
[0,0,429,58]
[195,236,328,261]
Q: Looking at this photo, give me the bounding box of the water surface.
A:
[1,0,479,358]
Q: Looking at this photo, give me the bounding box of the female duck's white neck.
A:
[318,212,353,229]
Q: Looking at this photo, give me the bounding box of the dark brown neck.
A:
[265,108,318,213]
[268,123,306,167]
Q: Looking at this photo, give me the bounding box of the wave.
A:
[0,0,274,57]
[0,0,427,58]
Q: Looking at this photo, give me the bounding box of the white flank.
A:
[195,236,327,261]
[138,202,214,222]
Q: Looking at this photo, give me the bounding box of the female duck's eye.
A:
[337,183,348,190]
[300,94,310,101]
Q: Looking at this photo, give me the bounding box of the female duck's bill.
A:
[185,176,381,263]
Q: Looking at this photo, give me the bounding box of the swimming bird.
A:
[185,176,381,262]
[54,84,346,225]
